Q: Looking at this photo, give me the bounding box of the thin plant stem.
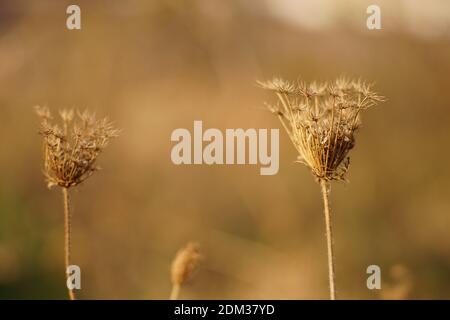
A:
[62,187,76,300]
[170,283,181,300]
[320,179,336,300]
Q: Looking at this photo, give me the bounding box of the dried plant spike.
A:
[170,242,201,300]
[258,76,384,299]
[35,106,119,300]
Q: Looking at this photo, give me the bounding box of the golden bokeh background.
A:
[0,0,449,299]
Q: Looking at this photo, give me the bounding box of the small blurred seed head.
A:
[35,106,120,188]
[171,242,201,287]
[258,77,384,181]
[381,264,412,300]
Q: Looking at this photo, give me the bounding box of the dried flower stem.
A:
[170,283,181,300]
[62,187,76,300]
[320,179,336,300]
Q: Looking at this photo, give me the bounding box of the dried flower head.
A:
[35,106,120,188]
[258,77,384,181]
[171,242,201,287]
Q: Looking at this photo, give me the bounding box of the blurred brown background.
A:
[0,0,449,299]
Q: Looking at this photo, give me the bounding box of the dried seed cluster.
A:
[258,77,383,181]
[35,106,120,188]
[171,242,201,287]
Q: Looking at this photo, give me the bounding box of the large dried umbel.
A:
[258,77,384,181]
[258,76,384,300]
[35,106,120,188]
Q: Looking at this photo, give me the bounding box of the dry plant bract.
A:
[258,77,384,299]
[35,106,119,300]
[170,242,201,300]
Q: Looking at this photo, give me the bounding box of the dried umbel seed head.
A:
[258,77,384,181]
[35,106,120,188]
[171,242,201,287]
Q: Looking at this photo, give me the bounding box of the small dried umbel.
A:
[35,106,119,300]
[258,77,384,181]
[35,106,120,188]
[170,242,201,300]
